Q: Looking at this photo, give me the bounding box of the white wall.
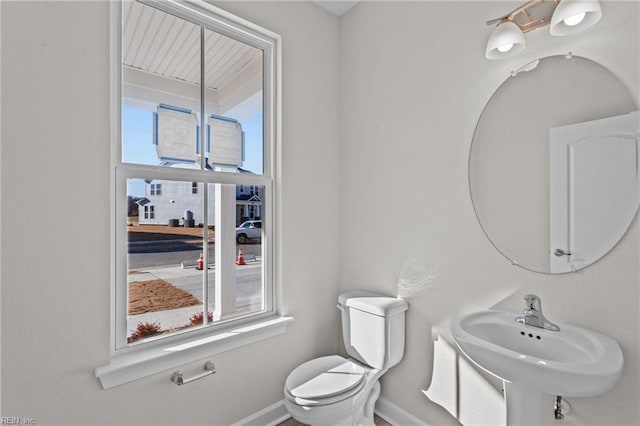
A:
[0,1,341,424]
[2,1,638,425]
[340,1,638,425]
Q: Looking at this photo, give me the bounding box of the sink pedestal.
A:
[504,382,543,426]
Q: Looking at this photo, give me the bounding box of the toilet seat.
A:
[285,355,368,406]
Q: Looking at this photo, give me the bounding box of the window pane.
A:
[116,1,275,352]
[206,184,265,321]
[204,28,263,175]
[126,178,208,344]
[122,1,201,168]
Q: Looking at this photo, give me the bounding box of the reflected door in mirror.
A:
[549,112,639,272]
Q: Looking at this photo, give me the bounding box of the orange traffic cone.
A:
[236,248,246,265]
[196,252,204,270]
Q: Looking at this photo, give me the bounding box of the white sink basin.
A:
[451,310,623,425]
[451,310,623,396]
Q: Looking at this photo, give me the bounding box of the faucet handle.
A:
[524,294,541,310]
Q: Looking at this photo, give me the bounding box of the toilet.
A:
[284,291,408,426]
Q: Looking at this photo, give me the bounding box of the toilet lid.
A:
[285,355,366,400]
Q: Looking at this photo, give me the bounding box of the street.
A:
[127,241,263,268]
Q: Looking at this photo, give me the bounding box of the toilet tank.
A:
[337,291,408,370]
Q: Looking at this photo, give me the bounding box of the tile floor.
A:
[278,415,392,426]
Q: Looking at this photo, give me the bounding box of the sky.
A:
[123,106,263,197]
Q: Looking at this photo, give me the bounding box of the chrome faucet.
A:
[515,294,560,331]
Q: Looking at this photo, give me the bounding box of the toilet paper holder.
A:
[170,361,216,385]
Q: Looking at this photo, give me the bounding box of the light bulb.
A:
[564,12,586,26]
[497,43,514,53]
[485,20,525,59]
[550,0,602,36]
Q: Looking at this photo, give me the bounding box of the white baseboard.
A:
[231,400,290,426]
[234,396,427,426]
[375,396,428,426]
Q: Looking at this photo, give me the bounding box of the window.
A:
[150,183,162,196]
[143,205,155,220]
[96,0,285,389]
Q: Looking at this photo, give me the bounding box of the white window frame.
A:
[143,205,155,219]
[150,183,161,196]
[96,0,289,389]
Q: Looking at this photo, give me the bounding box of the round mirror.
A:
[469,55,638,274]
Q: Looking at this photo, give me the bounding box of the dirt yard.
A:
[128,278,201,315]
[127,223,211,315]
[127,223,215,242]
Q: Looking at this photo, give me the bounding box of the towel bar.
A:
[170,361,216,385]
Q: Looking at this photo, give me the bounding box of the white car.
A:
[236,220,262,244]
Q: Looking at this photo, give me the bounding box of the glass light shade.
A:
[550,0,602,36]
[486,21,525,60]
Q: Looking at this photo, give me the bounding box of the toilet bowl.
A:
[284,291,408,426]
[284,355,384,426]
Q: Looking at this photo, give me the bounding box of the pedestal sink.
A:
[451,310,623,425]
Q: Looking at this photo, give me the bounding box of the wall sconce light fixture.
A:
[485,0,602,59]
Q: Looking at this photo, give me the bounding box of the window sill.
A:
[95,316,293,389]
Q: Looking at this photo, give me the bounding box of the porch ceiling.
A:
[122,1,262,115]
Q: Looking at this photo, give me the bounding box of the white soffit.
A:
[122,1,262,114]
[312,1,360,16]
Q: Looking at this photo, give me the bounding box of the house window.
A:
[143,205,155,220]
[100,0,282,387]
[150,183,162,196]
